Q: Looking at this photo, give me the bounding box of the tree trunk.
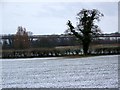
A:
[82,41,90,55]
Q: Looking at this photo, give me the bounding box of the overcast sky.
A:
[1,1,118,35]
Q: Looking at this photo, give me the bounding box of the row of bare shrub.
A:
[1,47,120,58]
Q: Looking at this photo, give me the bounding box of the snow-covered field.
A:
[1,55,118,88]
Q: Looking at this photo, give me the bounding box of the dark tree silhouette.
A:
[67,9,103,55]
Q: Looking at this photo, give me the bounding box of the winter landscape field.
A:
[1,55,118,88]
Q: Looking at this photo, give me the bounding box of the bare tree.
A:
[14,26,30,49]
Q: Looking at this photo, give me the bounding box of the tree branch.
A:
[67,20,83,40]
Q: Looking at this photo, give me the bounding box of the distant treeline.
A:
[1,29,120,58]
[1,33,120,50]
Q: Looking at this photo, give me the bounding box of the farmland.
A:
[1,55,118,88]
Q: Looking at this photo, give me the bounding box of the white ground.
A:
[1,55,118,88]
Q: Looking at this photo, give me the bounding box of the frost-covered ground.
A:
[1,55,118,88]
